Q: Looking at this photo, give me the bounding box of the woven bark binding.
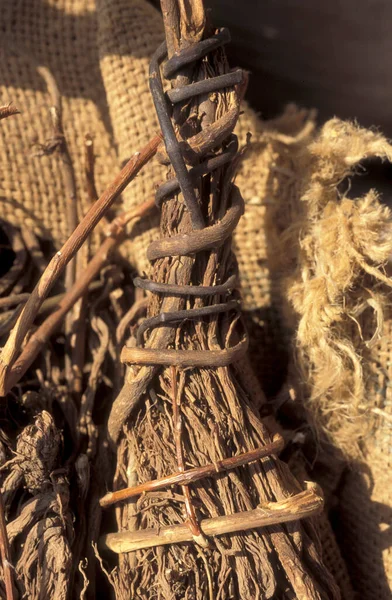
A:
[99,2,341,598]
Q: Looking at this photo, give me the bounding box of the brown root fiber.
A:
[1,412,74,599]
[107,2,339,598]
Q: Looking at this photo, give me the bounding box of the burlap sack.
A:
[0,0,118,248]
[335,311,392,598]
[269,118,392,597]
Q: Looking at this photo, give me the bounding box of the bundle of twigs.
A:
[0,98,160,598]
[98,2,339,599]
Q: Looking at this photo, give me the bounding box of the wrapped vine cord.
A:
[104,1,339,598]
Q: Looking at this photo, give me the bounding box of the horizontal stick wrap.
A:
[101,483,324,554]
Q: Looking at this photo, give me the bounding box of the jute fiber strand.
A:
[270,118,392,454]
[269,117,392,597]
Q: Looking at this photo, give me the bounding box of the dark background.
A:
[149,0,392,194]
[151,0,392,134]
[206,0,392,134]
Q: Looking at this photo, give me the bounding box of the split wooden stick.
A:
[0,134,161,394]
[120,337,248,368]
[101,483,324,554]
[100,434,284,507]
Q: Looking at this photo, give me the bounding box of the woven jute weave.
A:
[336,309,392,599]
[0,0,117,248]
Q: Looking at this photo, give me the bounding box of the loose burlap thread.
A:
[269,117,392,596]
[2,0,392,597]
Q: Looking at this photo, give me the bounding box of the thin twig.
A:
[133,273,237,297]
[146,185,243,261]
[0,490,15,600]
[99,434,284,507]
[84,134,110,233]
[70,134,99,395]
[0,134,161,394]
[101,483,324,553]
[20,228,47,274]
[197,548,214,600]
[171,367,206,543]
[70,246,89,395]
[84,134,98,204]
[38,66,83,387]
[37,65,78,296]
[104,197,157,237]
[37,65,78,241]
[0,103,20,121]
[120,336,248,368]
[137,300,239,346]
[0,281,102,323]
[4,199,156,393]
[0,293,30,310]
[116,297,149,345]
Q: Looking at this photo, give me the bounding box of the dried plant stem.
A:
[171,367,205,543]
[3,198,156,394]
[84,134,98,205]
[70,246,89,395]
[70,136,98,395]
[0,282,102,324]
[39,66,90,388]
[0,134,161,394]
[0,293,30,310]
[4,236,118,391]
[0,103,19,121]
[120,337,248,367]
[160,0,180,56]
[0,490,15,600]
[100,434,284,507]
[37,65,78,238]
[37,65,78,293]
[116,297,149,346]
[102,484,324,554]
